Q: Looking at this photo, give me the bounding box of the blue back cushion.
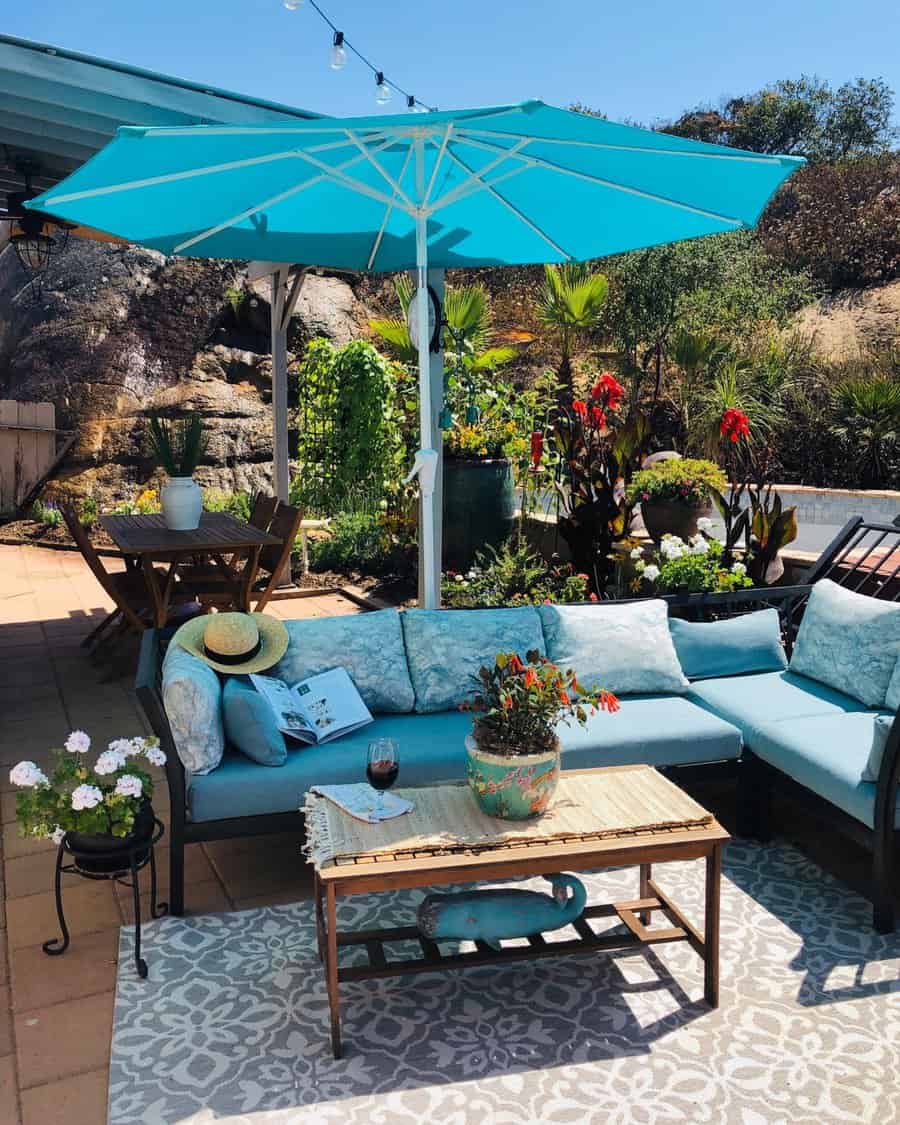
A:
[402,606,545,713]
[222,676,288,766]
[270,608,415,714]
[670,608,788,681]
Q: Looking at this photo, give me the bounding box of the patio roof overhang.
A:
[0,32,321,223]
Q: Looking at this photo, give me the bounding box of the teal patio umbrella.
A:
[29,100,803,607]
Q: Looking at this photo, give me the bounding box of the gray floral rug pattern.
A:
[109,841,900,1124]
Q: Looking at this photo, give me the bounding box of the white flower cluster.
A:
[94,749,127,776]
[9,761,49,789]
[115,775,143,799]
[64,730,91,755]
[696,516,714,534]
[643,564,661,582]
[731,562,747,576]
[108,737,146,758]
[71,784,104,811]
[145,745,166,767]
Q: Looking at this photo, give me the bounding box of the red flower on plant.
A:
[596,690,620,713]
[523,668,538,689]
[509,654,525,674]
[530,430,544,468]
[589,592,598,602]
[572,399,588,420]
[590,405,606,428]
[720,408,750,444]
[591,372,625,410]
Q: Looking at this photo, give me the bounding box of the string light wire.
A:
[286,0,437,112]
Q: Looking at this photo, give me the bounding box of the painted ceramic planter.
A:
[465,734,561,821]
[161,476,202,531]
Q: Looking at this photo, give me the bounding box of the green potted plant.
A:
[147,413,206,531]
[462,651,618,821]
[626,457,727,543]
[9,730,165,874]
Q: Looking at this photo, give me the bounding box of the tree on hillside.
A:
[662,76,896,161]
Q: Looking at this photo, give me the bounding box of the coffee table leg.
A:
[639,863,652,925]
[704,844,722,1008]
[325,884,342,1058]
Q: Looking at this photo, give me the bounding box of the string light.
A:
[282,0,436,111]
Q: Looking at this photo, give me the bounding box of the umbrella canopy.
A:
[29,100,804,607]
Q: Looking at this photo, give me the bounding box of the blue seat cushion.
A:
[749,712,899,829]
[187,697,741,821]
[688,670,868,745]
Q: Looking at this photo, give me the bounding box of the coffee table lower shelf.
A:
[314,858,721,1059]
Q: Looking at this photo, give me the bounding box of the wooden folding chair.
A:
[252,502,304,612]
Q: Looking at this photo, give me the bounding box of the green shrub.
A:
[626,459,727,506]
[203,489,252,521]
[30,500,62,529]
[442,540,593,608]
[79,496,98,529]
[308,511,391,575]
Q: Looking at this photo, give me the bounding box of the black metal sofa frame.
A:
[136,516,900,928]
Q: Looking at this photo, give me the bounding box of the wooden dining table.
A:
[100,512,282,627]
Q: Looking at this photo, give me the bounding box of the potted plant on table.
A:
[147,412,207,531]
[9,731,165,873]
[462,651,618,821]
[626,457,727,543]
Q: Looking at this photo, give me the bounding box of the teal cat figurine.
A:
[417,874,586,950]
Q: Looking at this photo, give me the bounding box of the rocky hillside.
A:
[791,278,900,362]
[0,237,371,508]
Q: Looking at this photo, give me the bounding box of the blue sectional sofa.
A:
[137,580,900,929]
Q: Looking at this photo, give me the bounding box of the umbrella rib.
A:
[424,124,454,205]
[343,130,415,211]
[452,134,746,228]
[287,146,416,215]
[367,144,415,271]
[438,144,572,261]
[174,139,396,255]
[455,127,800,165]
[424,138,532,215]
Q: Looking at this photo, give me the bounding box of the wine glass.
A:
[366,739,399,819]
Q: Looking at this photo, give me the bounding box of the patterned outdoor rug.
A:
[109,841,900,1124]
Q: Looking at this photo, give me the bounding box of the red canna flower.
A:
[530,430,544,468]
[591,372,625,410]
[572,399,588,420]
[590,405,606,428]
[720,408,750,444]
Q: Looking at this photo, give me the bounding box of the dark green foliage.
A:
[147,413,206,477]
[830,366,900,487]
[441,539,591,608]
[308,511,394,575]
[760,154,900,289]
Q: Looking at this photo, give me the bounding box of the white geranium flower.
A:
[731,562,747,576]
[94,749,126,776]
[126,738,147,757]
[107,738,132,756]
[696,516,714,533]
[65,730,91,755]
[71,784,103,811]
[145,746,167,767]
[690,537,710,556]
[643,564,661,582]
[51,826,66,845]
[660,536,685,560]
[630,547,643,560]
[115,775,143,799]
[455,574,465,583]
[635,560,646,573]
[9,761,49,789]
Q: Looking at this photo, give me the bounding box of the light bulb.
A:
[375,71,391,104]
[283,0,303,9]
[330,31,346,70]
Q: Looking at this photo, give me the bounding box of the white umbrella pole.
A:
[414,211,439,609]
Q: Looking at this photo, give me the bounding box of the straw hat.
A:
[173,612,288,675]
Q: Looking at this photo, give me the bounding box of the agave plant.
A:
[537,262,609,393]
[147,414,207,478]
[829,371,900,488]
[369,277,516,373]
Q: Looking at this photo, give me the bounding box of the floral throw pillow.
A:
[790,579,900,709]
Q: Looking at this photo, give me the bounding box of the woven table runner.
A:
[303,766,714,869]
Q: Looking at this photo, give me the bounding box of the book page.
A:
[249,673,314,738]
[291,668,373,743]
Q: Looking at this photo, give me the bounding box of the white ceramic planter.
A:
[160,476,202,531]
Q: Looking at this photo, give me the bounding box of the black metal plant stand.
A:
[43,818,168,978]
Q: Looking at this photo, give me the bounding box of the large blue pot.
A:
[465,735,561,820]
[442,458,516,571]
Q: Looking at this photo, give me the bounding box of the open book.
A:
[249,668,373,745]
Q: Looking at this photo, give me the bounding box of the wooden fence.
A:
[0,401,73,516]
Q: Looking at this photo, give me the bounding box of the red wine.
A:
[367,760,399,792]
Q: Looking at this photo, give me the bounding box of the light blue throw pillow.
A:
[222,677,287,766]
[861,714,896,783]
[886,657,900,713]
[162,644,224,775]
[790,579,900,708]
[402,606,546,713]
[669,609,788,681]
[538,600,689,696]
[270,609,415,714]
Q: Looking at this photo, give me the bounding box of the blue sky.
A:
[6,0,900,126]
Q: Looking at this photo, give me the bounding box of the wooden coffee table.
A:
[310,766,729,1058]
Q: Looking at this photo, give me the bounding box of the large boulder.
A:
[791,279,900,362]
[0,237,371,509]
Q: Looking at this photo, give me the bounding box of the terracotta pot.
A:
[465,734,560,820]
[640,499,712,544]
[65,800,155,875]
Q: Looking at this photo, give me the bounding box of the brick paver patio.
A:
[0,544,360,1125]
